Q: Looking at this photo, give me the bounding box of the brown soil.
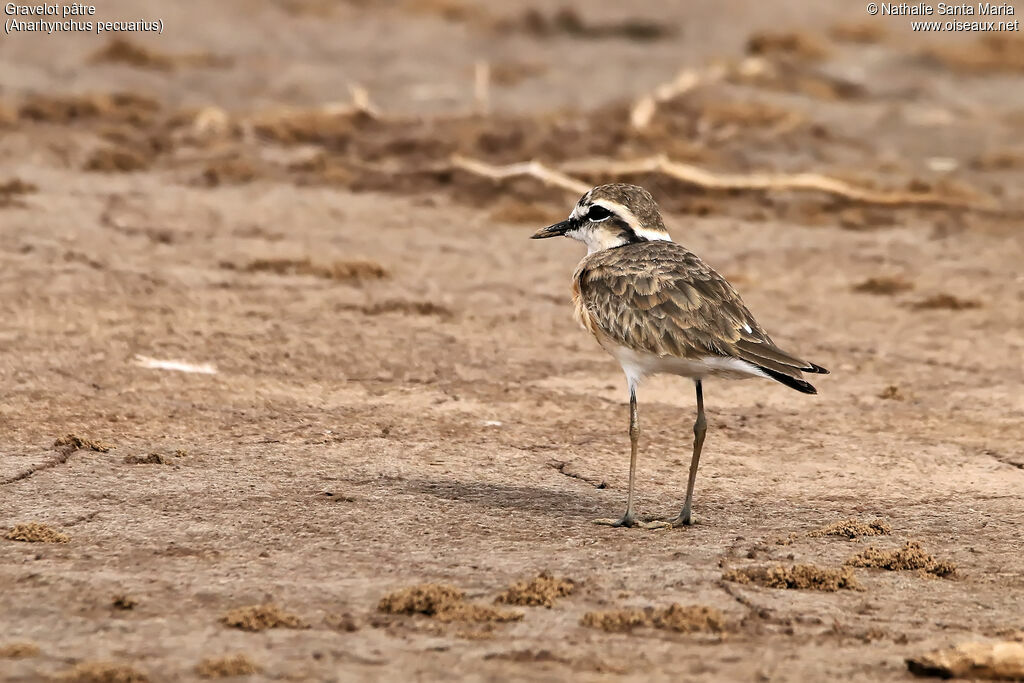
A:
[494,571,576,607]
[2,2,1023,680]
[907,641,1024,680]
[0,642,40,659]
[723,564,862,591]
[847,541,957,578]
[219,604,307,632]
[195,654,262,678]
[379,584,523,623]
[581,604,728,634]
[54,662,149,683]
[5,523,70,544]
[808,519,892,539]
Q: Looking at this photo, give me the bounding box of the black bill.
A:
[530,219,575,239]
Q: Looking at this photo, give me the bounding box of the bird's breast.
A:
[571,270,600,337]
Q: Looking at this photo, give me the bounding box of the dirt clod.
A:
[54,661,149,683]
[196,654,262,678]
[878,385,905,401]
[723,564,862,591]
[200,159,260,187]
[54,434,112,453]
[91,39,173,70]
[85,147,151,173]
[495,571,576,608]
[240,258,388,282]
[808,519,892,539]
[379,584,462,615]
[911,294,981,311]
[379,584,523,623]
[112,595,138,610]
[325,612,360,632]
[0,178,37,208]
[353,300,453,318]
[746,31,829,60]
[505,7,675,42]
[846,541,956,577]
[220,604,307,631]
[122,453,169,465]
[5,522,70,543]
[852,276,913,295]
[0,642,40,658]
[829,21,887,44]
[581,604,727,634]
[907,640,1024,680]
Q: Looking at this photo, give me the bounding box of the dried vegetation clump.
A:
[808,519,892,539]
[378,584,523,623]
[723,564,862,591]
[220,604,307,631]
[5,522,70,543]
[195,654,262,678]
[495,572,576,608]
[581,604,727,634]
[54,661,149,683]
[846,541,957,578]
[54,434,112,453]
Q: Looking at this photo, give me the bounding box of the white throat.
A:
[567,225,672,254]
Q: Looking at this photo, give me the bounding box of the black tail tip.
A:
[758,366,819,394]
[808,363,830,375]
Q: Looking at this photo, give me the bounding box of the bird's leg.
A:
[663,379,706,527]
[593,388,640,527]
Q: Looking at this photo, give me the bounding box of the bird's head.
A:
[531,183,671,253]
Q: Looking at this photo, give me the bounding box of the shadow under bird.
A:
[532,183,828,528]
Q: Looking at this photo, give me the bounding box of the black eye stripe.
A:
[587,205,612,221]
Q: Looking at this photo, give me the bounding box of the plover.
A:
[532,184,827,528]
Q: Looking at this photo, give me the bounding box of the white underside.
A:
[606,343,766,391]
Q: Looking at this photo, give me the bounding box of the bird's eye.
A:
[587,205,612,221]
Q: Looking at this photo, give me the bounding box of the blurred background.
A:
[1,1,1023,681]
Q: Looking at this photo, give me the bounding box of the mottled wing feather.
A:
[577,241,822,378]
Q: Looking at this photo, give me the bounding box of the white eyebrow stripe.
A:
[590,200,638,228]
[584,199,672,241]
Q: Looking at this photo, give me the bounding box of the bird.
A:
[532,183,827,528]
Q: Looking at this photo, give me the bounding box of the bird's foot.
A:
[653,512,697,527]
[592,509,644,528]
[593,513,674,530]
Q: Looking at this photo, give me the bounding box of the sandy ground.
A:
[1,1,1024,681]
